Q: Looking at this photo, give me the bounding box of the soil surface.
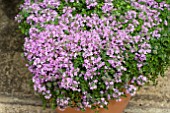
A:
[0,0,170,113]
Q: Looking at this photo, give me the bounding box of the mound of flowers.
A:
[16,0,170,111]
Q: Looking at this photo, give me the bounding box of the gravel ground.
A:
[1,103,170,113]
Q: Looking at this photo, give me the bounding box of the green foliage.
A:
[142,4,170,84]
[16,0,170,112]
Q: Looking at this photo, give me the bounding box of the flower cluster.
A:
[16,0,170,111]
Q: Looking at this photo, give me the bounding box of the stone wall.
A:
[0,0,34,96]
[0,0,170,113]
[0,0,56,112]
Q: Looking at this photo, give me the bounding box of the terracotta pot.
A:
[56,94,131,113]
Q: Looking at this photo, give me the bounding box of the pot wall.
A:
[56,94,131,113]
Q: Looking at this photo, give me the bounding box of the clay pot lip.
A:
[56,93,131,112]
